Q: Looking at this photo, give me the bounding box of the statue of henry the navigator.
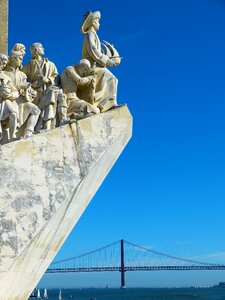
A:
[80,11,121,112]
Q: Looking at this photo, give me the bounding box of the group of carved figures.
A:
[0,10,121,144]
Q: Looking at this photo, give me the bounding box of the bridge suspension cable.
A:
[124,240,219,266]
[47,239,225,288]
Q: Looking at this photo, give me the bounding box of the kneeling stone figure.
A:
[61,59,100,120]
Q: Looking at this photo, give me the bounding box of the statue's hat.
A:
[81,11,101,34]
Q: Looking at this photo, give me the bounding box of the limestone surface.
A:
[0,105,132,300]
[0,0,8,54]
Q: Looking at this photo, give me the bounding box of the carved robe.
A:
[22,58,65,122]
[4,66,40,127]
[22,58,59,93]
[81,28,118,111]
[61,66,100,119]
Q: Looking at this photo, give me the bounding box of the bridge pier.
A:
[120,239,126,288]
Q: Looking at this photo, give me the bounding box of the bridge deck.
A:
[46,265,225,273]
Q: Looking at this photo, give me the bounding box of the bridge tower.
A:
[120,239,126,288]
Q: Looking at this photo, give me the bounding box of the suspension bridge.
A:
[46,240,225,288]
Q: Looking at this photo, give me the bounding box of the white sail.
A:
[44,288,48,298]
[59,289,62,300]
[37,289,41,299]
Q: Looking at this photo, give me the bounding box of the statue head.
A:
[11,43,26,57]
[0,53,8,71]
[80,11,101,34]
[30,43,45,58]
[8,51,23,69]
[75,59,91,77]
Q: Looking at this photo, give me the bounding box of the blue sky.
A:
[9,0,225,287]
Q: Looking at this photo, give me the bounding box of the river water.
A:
[37,287,225,300]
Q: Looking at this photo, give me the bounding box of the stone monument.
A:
[0,4,132,300]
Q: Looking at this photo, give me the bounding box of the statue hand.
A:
[11,91,20,99]
[41,76,50,84]
[80,76,93,85]
[19,82,30,90]
[107,58,117,67]
[87,75,94,81]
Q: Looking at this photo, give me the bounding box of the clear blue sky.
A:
[9,0,225,288]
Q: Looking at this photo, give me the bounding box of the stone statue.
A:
[4,50,40,138]
[22,43,68,130]
[0,79,18,142]
[61,59,100,120]
[0,53,20,142]
[0,12,123,141]
[80,10,121,112]
[0,53,19,103]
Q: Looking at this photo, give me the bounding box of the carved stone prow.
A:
[0,0,8,54]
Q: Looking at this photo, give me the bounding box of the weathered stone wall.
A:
[0,105,132,300]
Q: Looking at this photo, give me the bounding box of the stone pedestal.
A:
[0,105,132,300]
